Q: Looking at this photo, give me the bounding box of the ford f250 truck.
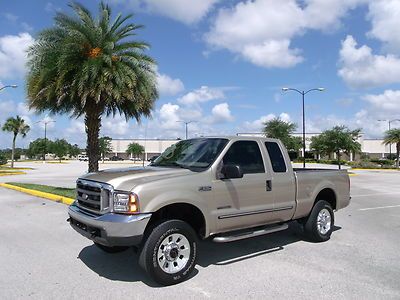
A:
[68,136,350,285]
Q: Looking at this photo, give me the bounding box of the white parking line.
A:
[352,192,400,197]
[359,205,400,211]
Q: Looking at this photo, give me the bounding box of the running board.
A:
[212,223,289,243]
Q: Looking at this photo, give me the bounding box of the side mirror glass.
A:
[221,165,243,179]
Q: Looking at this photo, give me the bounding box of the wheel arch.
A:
[314,188,337,210]
[145,202,208,239]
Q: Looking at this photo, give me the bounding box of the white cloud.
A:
[102,116,131,136]
[157,72,184,96]
[0,33,34,79]
[363,90,400,113]
[158,103,181,130]
[338,35,400,88]
[241,112,291,132]
[116,0,219,24]
[178,86,225,105]
[367,0,400,53]
[205,0,366,69]
[209,103,234,124]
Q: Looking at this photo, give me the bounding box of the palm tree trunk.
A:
[396,143,400,169]
[11,134,17,168]
[337,151,341,170]
[85,108,101,173]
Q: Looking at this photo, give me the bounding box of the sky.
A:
[1,0,400,149]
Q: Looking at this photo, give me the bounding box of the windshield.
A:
[151,138,228,171]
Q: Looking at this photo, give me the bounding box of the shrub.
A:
[0,153,7,165]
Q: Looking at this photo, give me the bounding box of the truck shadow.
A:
[77,223,341,286]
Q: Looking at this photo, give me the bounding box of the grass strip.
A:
[6,182,76,199]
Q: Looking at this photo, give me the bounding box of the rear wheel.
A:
[139,220,198,285]
[94,242,129,253]
[304,200,334,242]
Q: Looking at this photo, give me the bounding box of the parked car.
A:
[77,155,88,161]
[110,156,124,161]
[69,136,350,285]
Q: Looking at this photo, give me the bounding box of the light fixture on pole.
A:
[177,120,197,140]
[35,119,56,162]
[378,119,400,158]
[282,87,325,168]
[0,84,18,92]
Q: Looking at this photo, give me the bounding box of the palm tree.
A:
[27,2,158,172]
[1,116,30,168]
[126,142,144,160]
[383,129,400,168]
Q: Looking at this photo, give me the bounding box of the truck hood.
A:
[80,166,193,191]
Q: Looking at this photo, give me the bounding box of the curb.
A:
[351,168,399,171]
[0,171,26,177]
[0,183,74,205]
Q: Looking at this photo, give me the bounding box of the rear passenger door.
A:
[264,141,296,222]
[212,140,275,232]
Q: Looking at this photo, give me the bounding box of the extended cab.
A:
[68,136,350,285]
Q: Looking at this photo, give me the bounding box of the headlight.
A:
[113,192,139,214]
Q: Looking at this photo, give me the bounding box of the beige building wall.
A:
[110,139,179,160]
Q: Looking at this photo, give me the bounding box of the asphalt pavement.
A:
[0,166,399,299]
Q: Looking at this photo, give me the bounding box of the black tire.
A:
[139,220,198,286]
[94,242,129,253]
[304,200,334,242]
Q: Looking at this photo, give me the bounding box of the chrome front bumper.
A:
[68,203,152,247]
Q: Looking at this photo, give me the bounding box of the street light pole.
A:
[282,87,325,168]
[378,119,400,158]
[36,120,56,162]
[0,84,18,92]
[177,121,197,139]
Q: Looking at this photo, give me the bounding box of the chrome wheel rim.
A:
[317,208,331,235]
[157,233,190,274]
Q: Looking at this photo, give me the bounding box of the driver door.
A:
[212,140,274,232]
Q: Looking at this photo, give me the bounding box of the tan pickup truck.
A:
[68,136,350,285]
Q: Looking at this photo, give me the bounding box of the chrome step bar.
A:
[212,223,289,243]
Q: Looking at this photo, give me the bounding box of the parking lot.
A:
[0,162,399,299]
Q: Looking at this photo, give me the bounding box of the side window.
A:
[265,142,287,173]
[223,141,265,174]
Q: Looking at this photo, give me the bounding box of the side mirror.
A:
[221,165,243,179]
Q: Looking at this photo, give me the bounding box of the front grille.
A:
[76,179,112,214]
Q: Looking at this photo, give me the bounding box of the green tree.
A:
[126,142,144,159]
[69,144,81,158]
[1,116,30,168]
[263,118,302,153]
[99,136,112,163]
[383,128,400,168]
[310,134,327,160]
[51,139,70,162]
[27,138,48,159]
[0,152,7,165]
[27,2,158,172]
[313,126,362,169]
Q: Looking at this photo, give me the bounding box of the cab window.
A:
[223,141,265,174]
[265,142,287,173]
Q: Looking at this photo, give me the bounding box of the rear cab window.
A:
[265,142,287,173]
[222,140,265,174]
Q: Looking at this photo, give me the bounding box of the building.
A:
[237,132,394,159]
[109,134,395,161]
[110,138,179,160]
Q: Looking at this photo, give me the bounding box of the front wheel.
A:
[139,220,198,285]
[304,200,334,242]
